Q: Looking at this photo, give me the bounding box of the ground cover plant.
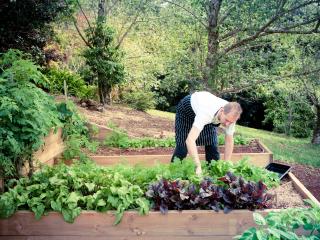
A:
[235,200,320,240]
[0,159,279,224]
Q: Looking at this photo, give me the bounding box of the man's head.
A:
[219,102,242,127]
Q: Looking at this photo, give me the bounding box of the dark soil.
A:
[92,139,265,155]
[276,160,320,202]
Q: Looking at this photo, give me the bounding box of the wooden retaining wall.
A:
[0,128,64,192]
[33,128,64,167]
[87,122,113,142]
[89,139,273,168]
[0,173,318,240]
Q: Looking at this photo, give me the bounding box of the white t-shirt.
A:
[190,91,236,135]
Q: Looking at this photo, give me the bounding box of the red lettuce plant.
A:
[146,172,272,214]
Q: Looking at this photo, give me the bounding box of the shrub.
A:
[45,67,97,99]
[122,90,155,111]
[57,101,99,161]
[0,50,61,178]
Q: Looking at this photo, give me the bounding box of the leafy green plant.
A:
[0,158,280,224]
[104,125,250,149]
[235,200,320,240]
[146,172,272,214]
[218,134,250,145]
[0,162,149,224]
[104,124,175,149]
[0,50,61,178]
[57,101,99,162]
[45,67,97,99]
[209,158,280,189]
[122,90,156,112]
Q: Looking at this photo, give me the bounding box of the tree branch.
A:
[116,0,146,48]
[63,0,92,48]
[223,0,319,54]
[219,68,320,95]
[218,5,236,25]
[76,0,93,30]
[162,0,207,28]
[106,0,119,16]
[263,17,320,34]
[219,28,246,42]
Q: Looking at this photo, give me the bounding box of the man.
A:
[171,91,242,176]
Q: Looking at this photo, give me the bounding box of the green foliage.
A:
[0,158,279,223]
[0,0,76,64]
[263,83,314,138]
[0,162,149,224]
[122,90,156,112]
[83,23,124,104]
[45,67,97,99]
[0,50,61,178]
[218,134,250,146]
[235,200,320,240]
[104,124,175,148]
[105,124,249,149]
[209,158,280,189]
[56,101,99,161]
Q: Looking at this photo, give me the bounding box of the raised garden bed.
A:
[88,139,272,168]
[0,128,64,192]
[0,172,318,240]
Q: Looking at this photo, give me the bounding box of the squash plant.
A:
[235,200,320,239]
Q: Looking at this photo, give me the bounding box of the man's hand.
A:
[195,165,202,176]
[224,134,234,160]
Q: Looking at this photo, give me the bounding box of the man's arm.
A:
[224,134,234,160]
[186,126,201,175]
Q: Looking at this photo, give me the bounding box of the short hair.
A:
[223,102,242,116]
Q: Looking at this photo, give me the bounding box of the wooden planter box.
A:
[88,122,113,142]
[0,128,64,192]
[89,140,273,168]
[0,173,319,240]
[33,128,64,167]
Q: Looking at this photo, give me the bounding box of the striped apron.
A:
[175,95,219,147]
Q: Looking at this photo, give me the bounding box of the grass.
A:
[147,109,320,168]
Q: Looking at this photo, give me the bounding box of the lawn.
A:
[147,109,320,168]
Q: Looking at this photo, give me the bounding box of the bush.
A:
[45,67,97,99]
[264,86,314,138]
[122,90,155,111]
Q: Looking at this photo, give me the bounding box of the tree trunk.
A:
[204,0,222,90]
[312,104,320,144]
[98,0,106,22]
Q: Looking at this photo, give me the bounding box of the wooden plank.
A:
[88,122,113,142]
[34,141,64,164]
[0,236,235,240]
[88,139,272,168]
[0,210,262,237]
[288,172,320,206]
[33,128,64,164]
[90,152,271,167]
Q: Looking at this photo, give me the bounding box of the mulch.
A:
[276,160,320,202]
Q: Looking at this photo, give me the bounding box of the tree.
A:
[0,0,75,64]
[163,0,320,92]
